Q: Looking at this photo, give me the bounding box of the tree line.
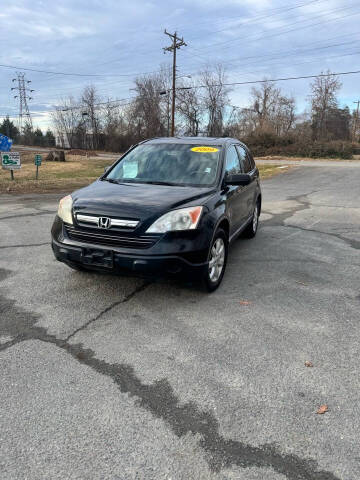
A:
[4,65,359,158]
[52,66,359,158]
[0,117,56,147]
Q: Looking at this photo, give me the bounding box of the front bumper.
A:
[51,237,208,278]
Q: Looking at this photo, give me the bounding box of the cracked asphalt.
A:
[0,164,359,480]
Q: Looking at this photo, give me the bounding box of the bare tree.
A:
[81,85,102,149]
[176,81,203,136]
[240,80,296,135]
[51,96,83,148]
[251,81,280,131]
[200,64,231,136]
[272,95,296,135]
[309,71,342,140]
[132,71,167,138]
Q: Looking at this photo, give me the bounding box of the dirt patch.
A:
[68,149,98,156]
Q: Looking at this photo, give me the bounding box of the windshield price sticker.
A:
[191,146,219,153]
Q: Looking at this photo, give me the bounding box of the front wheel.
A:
[202,229,228,292]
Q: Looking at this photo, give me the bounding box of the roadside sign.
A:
[34,154,42,180]
[0,134,13,152]
[1,152,21,170]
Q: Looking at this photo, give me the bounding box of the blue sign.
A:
[0,134,13,152]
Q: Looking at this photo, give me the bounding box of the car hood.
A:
[72,180,215,224]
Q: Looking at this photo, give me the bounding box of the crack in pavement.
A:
[64,281,151,342]
[0,210,55,221]
[261,191,360,249]
[0,242,51,249]
[278,224,360,250]
[0,268,340,480]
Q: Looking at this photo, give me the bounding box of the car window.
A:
[107,143,221,187]
[225,145,241,175]
[248,151,256,170]
[236,145,252,173]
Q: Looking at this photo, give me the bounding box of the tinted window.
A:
[236,145,252,173]
[107,143,221,187]
[248,151,256,170]
[225,145,241,175]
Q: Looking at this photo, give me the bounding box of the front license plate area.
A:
[82,248,113,269]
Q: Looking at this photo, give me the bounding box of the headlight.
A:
[58,195,73,224]
[146,206,203,233]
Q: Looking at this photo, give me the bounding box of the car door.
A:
[224,144,249,235]
[236,145,258,219]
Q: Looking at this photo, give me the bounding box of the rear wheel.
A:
[202,229,228,292]
[243,200,260,238]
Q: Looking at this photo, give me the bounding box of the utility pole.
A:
[353,100,360,141]
[11,72,34,133]
[163,30,187,136]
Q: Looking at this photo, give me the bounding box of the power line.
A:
[87,0,325,71]
[184,4,360,61]
[175,69,360,91]
[186,0,325,42]
[0,63,169,78]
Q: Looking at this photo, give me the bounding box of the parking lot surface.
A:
[1,164,359,480]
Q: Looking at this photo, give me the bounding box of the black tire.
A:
[202,228,228,292]
[243,199,260,239]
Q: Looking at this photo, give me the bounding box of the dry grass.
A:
[0,153,286,194]
[0,154,111,194]
[258,163,291,179]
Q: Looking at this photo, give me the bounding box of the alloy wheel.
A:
[208,237,225,283]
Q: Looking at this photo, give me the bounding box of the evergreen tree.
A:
[0,116,19,140]
[44,129,56,147]
[34,128,44,146]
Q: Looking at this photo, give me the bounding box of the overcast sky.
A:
[1,0,360,130]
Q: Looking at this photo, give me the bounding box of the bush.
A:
[244,134,354,159]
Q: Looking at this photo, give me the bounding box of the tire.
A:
[243,200,260,239]
[202,228,228,292]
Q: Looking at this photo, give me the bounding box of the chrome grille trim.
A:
[65,225,158,249]
[76,214,98,225]
[111,218,139,228]
[76,214,139,229]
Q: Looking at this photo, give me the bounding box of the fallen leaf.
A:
[316,405,329,414]
[239,301,252,305]
[305,361,314,367]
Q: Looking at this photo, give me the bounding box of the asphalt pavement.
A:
[0,163,359,480]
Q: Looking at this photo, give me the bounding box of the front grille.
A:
[64,225,159,249]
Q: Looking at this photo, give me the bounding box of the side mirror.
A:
[225,173,251,186]
[104,166,111,173]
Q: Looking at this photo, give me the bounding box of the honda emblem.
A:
[98,217,111,229]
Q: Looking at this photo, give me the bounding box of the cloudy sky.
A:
[1,0,360,130]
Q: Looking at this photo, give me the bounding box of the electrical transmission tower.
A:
[163,30,187,136]
[11,72,34,132]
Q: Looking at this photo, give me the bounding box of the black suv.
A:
[51,137,261,291]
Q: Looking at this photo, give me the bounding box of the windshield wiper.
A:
[102,177,118,184]
[143,181,179,186]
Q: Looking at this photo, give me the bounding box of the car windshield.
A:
[106,143,221,187]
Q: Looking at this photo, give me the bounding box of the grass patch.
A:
[258,164,290,179]
[0,154,285,194]
[0,154,112,194]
